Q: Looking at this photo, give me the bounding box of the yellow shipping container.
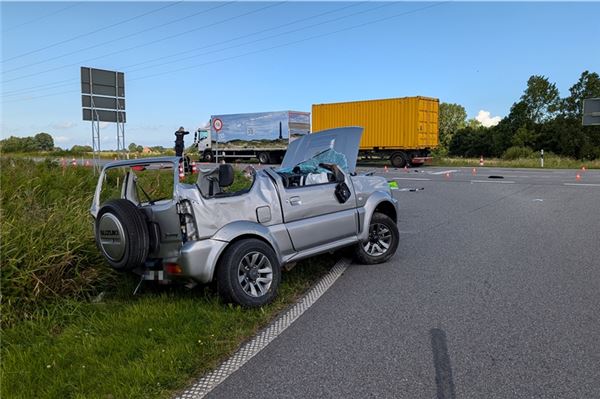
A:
[312,96,439,167]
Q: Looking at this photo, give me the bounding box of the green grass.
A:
[1,258,330,399]
[1,158,115,327]
[0,156,333,398]
[355,155,598,169]
[430,155,599,169]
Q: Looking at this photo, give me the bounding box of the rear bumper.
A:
[410,156,433,165]
[177,239,228,283]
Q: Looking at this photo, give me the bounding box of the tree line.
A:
[0,135,170,154]
[0,133,55,153]
[439,71,600,160]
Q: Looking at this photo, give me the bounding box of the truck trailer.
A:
[194,111,310,164]
[312,96,439,167]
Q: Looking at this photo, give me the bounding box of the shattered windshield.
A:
[277,148,348,174]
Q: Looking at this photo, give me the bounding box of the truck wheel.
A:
[353,212,399,264]
[390,152,407,168]
[216,239,281,307]
[95,199,150,271]
[203,151,214,163]
[257,152,270,164]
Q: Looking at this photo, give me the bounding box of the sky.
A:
[1,1,599,149]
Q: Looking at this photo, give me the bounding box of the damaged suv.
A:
[91,127,399,307]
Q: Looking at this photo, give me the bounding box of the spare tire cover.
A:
[97,213,127,262]
[95,199,150,271]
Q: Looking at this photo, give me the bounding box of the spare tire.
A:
[95,199,150,271]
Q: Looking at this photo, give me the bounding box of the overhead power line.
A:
[2,2,449,104]
[2,1,286,84]
[2,3,81,33]
[2,2,236,74]
[131,2,450,82]
[2,1,365,98]
[1,79,74,97]
[2,1,185,63]
[119,1,367,70]
[126,2,396,74]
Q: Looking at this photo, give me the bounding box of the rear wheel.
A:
[216,239,281,307]
[390,152,407,168]
[95,199,150,271]
[257,152,270,164]
[354,212,399,264]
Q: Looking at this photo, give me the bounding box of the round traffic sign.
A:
[212,118,223,132]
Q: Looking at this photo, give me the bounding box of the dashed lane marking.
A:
[470,180,515,184]
[563,183,600,187]
[429,170,458,175]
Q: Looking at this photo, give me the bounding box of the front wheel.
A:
[216,239,281,307]
[203,150,214,162]
[353,212,399,264]
[257,152,270,164]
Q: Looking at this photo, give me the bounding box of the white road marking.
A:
[393,177,431,181]
[429,170,458,175]
[563,183,600,187]
[470,180,515,184]
[176,258,351,399]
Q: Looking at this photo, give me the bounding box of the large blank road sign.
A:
[583,98,600,126]
[81,95,125,110]
[81,67,126,122]
[83,109,126,123]
[81,67,124,97]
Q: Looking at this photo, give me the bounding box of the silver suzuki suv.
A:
[91,127,399,307]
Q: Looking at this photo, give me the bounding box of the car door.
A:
[280,176,357,252]
[275,126,364,252]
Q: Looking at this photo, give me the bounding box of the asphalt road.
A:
[206,166,600,399]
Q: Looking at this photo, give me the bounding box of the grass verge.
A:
[1,156,334,398]
[1,257,331,399]
[430,156,598,169]
[356,156,597,169]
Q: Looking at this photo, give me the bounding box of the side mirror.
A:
[218,164,234,187]
[335,182,351,204]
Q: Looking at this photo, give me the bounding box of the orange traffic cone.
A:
[576,174,582,181]
[404,165,409,173]
[384,165,388,173]
[479,156,484,166]
[191,161,197,174]
[472,168,477,176]
[581,166,586,172]
[71,158,77,167]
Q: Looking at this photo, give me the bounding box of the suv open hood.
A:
[280,127,363,173]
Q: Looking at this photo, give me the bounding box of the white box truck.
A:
[194,110,310,164]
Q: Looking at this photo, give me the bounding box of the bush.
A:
[503,146,535,160]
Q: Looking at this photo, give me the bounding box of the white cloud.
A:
[54,135,69,143]
[52,121,76,130]
[475,110,501,127]
[99,122,110,129]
